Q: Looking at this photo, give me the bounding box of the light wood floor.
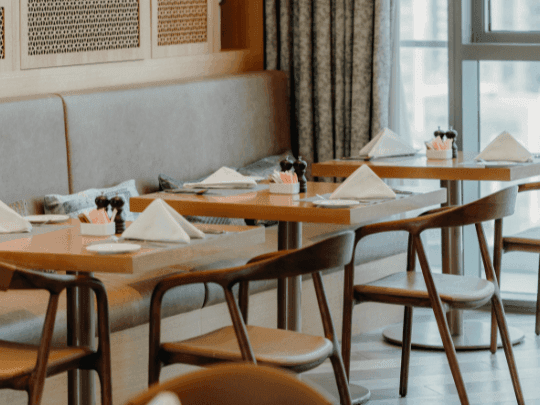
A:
[304,309,540,404]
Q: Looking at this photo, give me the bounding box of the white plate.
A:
[24,215,70,224]
[86,243,141,255]
[313,199,360,209]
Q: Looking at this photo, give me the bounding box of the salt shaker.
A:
[95,194,109,212]
[279,155,294,172]
[434,126,445,139]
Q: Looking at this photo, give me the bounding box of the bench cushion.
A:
[0,96,69,214]
[60,71,291,196]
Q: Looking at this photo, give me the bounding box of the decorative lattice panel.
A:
[157,0,207,47]
[151,0,217,59]
[0,7,4,60]
[21,0,149,69]
[26,0,140,56]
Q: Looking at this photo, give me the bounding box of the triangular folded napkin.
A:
[122,199,204,243]
[184,167,257,189]
[475,131,532,163]
[330,165,396,200]
[358,128,416,159]
[0,201,32,234]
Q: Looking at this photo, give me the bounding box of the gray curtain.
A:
[265,0,396,169]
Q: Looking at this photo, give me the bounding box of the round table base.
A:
[383,320,525,350]
[303,373,370,405]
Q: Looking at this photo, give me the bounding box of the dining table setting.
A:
[312,129,540,352]
[128,163,447,405]
[0,197,266,405]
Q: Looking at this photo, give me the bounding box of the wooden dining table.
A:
[131,182,447,404]
[312,151,540,350]
[0,219,265,405]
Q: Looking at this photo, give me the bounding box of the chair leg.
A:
[491,218,503,354]
[329,352,352,405]
[98,365,113,405]
[341,263,356,380]
[431,305,469,405]
[399,306,413,397]
[492,294,525,405]
[536,255,540,335]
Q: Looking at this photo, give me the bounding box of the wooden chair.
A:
[490,181,540,351]
[0,261,112,405]
[127,363,333,405]
[148,232,355,405]
[340,186,524,405]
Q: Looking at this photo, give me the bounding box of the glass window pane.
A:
[399,47,449,149]
[479,61,540,294]
[398,1,449,273]
[490,0,540,32]
[400,0,448,41]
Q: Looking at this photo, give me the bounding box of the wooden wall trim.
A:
[0,49,262,99]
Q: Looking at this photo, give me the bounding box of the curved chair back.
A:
[356,185,518,241]
[126,363,333,405]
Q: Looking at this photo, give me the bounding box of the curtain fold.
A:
[265,0,396,169]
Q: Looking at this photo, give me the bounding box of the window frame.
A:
[471,0,540,44]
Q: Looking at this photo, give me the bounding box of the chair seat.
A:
[504,227,540,250]
[0,340,93,381]
[161,325,333,369]
[354,272,495,309]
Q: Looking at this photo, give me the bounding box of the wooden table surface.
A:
[0,220,265,275]
[130,182,447,226]
[311,151,540,181]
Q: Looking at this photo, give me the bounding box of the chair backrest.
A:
[356,186,518,241]
[126,363,333,405]
[187,230,355,289]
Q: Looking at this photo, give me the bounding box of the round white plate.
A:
[24,215,70,224]
[86,243,141,255]
[313,199,360,209]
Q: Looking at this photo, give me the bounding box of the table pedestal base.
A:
[303,373,370,405]
[383,320,525,350]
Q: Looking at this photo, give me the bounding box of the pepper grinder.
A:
[293,156,307,193]
[279,155,294,172]
[445,126,459,158]
[110,196,126,234]
[434,126,445,139]
[95,194,110,213]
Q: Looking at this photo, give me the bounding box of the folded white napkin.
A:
[148,392,182,405]
[330,165,396,200]
[184,167,257,189]
[0,201,32,234]
[359,128,416,159]
[475,131,532,163]
[122,199,204,243]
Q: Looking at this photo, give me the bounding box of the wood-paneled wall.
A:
[0,0,263,99]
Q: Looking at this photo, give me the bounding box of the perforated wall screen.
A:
[26,0,140,56]
[157,0,207,47]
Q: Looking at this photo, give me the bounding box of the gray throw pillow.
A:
[44,179,140,222]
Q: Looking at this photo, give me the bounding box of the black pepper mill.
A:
[110,196,126,234]
[279,155,294,172]
[445,126,459,158]
[95,194,109,213]
[434,126,445,139]
[293,156,307,193]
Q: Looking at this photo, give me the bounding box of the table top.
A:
[311,152,540,181]
[130,182,447,225]
[0,220,265,275]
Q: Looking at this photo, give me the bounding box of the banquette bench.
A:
[0,71,408,404]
